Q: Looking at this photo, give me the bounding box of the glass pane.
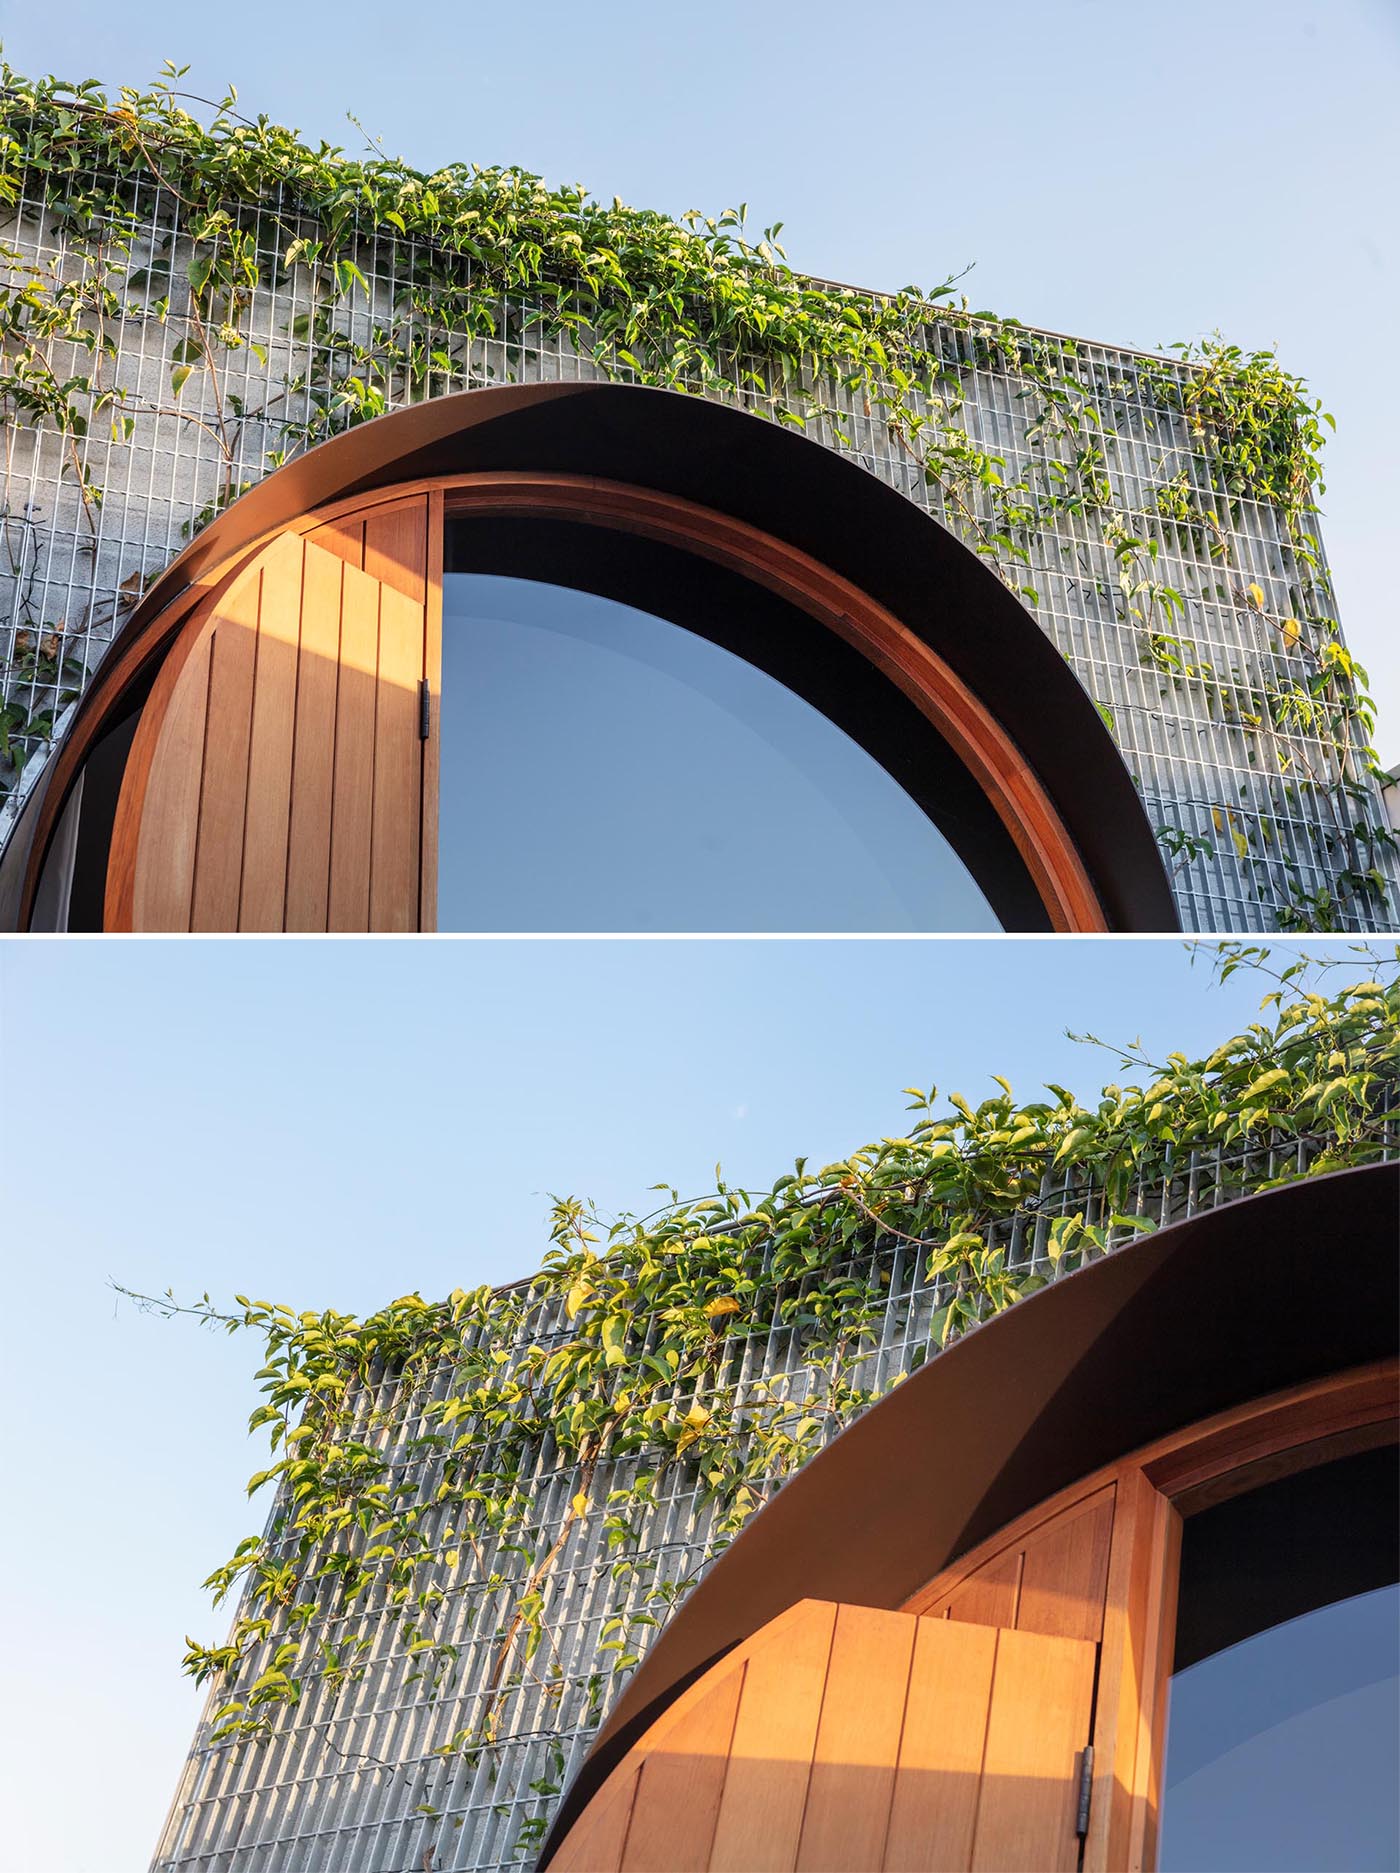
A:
[438,575,1004,932]
[1160,1582,1400,1873]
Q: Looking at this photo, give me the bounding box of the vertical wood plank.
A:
[419,487,443,931]
[1016,1490,1115,1642]
[710,1601,836,1873]
[283,539,345,932]
[364,499,427,604]
[238,534,303,931]
[971,1629,1094,1873]
[190,569,260,931]
[131,627,213,932]
[620,1665,744,1873]
[309,517,365,569]
[796,1605,916,1873]
[327,560,380,931]
[368,580,424,931]
[883,1619,997,1873]
[550,1767,641,1873]
[943,1549,1023,1631]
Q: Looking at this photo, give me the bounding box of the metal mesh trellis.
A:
[149,1116,1398,1873]
[1,85,1395,932]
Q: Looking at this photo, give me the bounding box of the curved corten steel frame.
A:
[8,383,1178,932]
[541,1163,1398,1872]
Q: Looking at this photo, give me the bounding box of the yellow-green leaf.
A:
[565,1282,592,1320]
[600,1316,628,1366]
[1054,1125,1095,1163]
[941,1230,983,1257]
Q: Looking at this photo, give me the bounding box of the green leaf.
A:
[1054,1125,1095,1163]
[565,1282,592,1321]
[1241,1067,1290,1103]
[600,1316,628,1367]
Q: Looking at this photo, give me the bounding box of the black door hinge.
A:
[1075,1744,1095,1838]
[418,679,431,741]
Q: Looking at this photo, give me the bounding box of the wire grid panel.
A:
[148,1122,1394,1873]
[0,109,1394,931]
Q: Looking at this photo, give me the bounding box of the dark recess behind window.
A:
[1174,1443,1399,1671]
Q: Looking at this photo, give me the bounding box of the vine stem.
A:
[486,1451,598,1696]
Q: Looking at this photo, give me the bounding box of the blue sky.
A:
[0,934,1355,1868]
[1,0,1396,745]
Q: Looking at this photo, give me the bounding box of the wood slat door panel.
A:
[550,1766,640,1873]
[621,1667,745,1873]
[910,1485,1116,1644]
[311,515,366,569]
[940,1547,1023,1631]
[796,1605,917,1873]
[883,1618,998,1872]
[549,1600,1095,1873]
[1016,1492,1114,1642]
[974,1629,1095,1873]
[239,543,303,932]
[188,554,262,931]
[111,496,437,931]
[282,540,345,931]
[709,1600,836,1873]
[363,501,428,602]
[326,553,381,931]
[123,627,212,931]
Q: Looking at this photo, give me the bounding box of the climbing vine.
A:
[0,61,1393,927]
[126,945,1399,1859]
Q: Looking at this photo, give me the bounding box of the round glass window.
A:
[438,575,1004,932]
[1160,1447,1399,1873]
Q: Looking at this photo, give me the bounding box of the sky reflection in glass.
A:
[1160,1583,1399,1873]
[439,575,1003,931]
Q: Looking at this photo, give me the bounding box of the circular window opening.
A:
[440,515,1041,932]
[441,573,1002,932]
[1160,1446,1399,1873]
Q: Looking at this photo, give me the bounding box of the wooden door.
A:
[910,1485,1116,1642]
[107,493,440,931]
[550,1599,1096,1873]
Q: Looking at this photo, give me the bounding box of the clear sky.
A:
[0,934,1351,1870]
[2,0,1397,746]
